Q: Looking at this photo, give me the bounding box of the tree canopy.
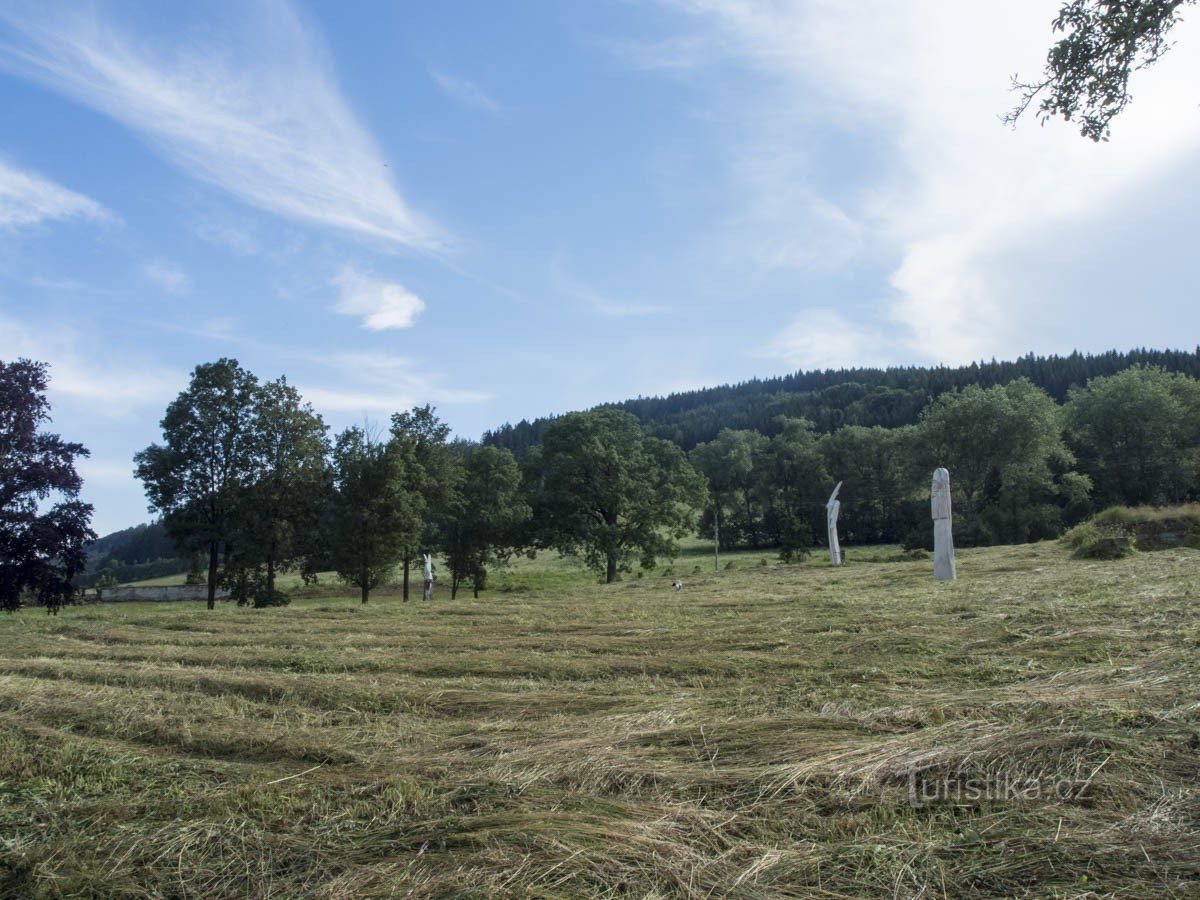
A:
[1065,366,1200,506]
[135,359,260,609]
[1007,0,1195,141]
[532,409,706,582]
[328,426,421,605]
[443,445,530,598]
[1,359,95,613]
[223,377,330,606]
[916,380,1087,545]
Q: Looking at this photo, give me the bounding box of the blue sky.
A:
[2,0,1199,535]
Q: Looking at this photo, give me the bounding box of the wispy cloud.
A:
[332,264,425,330]
[193,217,260,257]
[112,313,489,416]
[143,259,189,294]
[723,150,864,273]
[301,351,491,416]
[0,2,443,250]
[0,157,107,229]
[602,33,717,72]
[642,1,1200,364]
[550,262,668,317]
[0,309,181,416]
[429,67,500,114]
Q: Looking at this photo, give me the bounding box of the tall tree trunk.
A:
[402,553,410,602]
[207,540,218,610]
[266,553,276,601]
[606,552,618,584]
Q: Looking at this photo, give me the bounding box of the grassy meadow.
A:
[2,542,1199,897]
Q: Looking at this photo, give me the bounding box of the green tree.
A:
[690,429,768,550]
[534,409,706,583]
[135,359,259,610]
[443,446,530,598]
[917,379,1087,545]
[390,405,460,600]
[1064,366,1200,507]
[1,359,96,614]
[758,418,831,560]
[1007,0,1194,141]
[329,426,421,604]
[819,425,920,545]
[224,378,330,607]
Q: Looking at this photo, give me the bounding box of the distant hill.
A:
[483,347,1200,454]
[80,522,191,587]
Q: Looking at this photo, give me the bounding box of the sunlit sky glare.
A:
[2,0,1199,534]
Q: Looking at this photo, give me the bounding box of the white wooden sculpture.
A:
[422,553,433,601]
[826,481,843,566]
[932,468,956,581]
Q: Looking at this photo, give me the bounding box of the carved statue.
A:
[931,468,956,581]
[826,481,843,566]
[422,553,434,601]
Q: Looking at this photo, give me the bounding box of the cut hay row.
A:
[1,542,1198,896]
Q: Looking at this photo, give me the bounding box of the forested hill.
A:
[79,522,190,587]
[483,348,1200,454]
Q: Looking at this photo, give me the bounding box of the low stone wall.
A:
[98,585,230,603]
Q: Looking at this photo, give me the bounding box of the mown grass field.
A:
[2,543,1199,897]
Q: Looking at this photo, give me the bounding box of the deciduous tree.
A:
[533,409,706,583]
[917,379,1087,545]
[758,418,831,561]
[443,445,530,598]
[329,426,420,604]
[819,425,920,545]
[390,405,459,600]
[1064,366,1200,507]
[1007,0,1194,141]
[224,377,329,606]
[135,359,259,609]
[0,359,95,614]
[690,429,767,550]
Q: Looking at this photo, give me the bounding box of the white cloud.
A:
[725,150,864,272]
[0,157,107,228]
[0,309,181,416]
[647,1,1200,364]
[332,265,425,330]
[0,2,442,250]
[143,260,189,294]
[429,67,500,114]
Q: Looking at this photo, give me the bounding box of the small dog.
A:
[672,579,683,592]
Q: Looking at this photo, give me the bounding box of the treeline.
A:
[136,357,1200,608]
[135,360,705,608]
[134,360,523,608]
[484,348,1200,454]
[692,366,1200,551]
